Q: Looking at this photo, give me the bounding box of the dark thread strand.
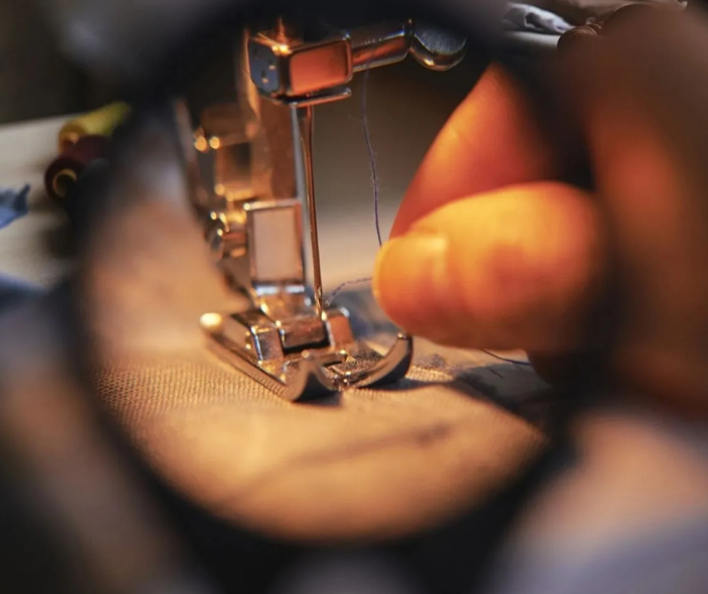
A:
[361,69,383,247]
[324,71,381,308]
[335,75,534,371]
[324,277,372,308]
[481,349,533,367]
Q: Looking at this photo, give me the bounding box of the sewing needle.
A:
[299,105,325,318]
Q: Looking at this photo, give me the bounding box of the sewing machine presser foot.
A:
[201,310,413,401]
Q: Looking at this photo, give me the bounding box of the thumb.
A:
[373,182,604,353]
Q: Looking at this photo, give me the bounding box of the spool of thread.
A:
[557,23,603,53]
[45,135,110,202]
[58,102,130,153]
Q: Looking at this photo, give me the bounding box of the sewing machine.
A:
[176,18,467,401]
[31,0,552,405]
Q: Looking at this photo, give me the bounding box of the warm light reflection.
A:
[200,313,223,332]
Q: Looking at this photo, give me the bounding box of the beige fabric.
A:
[81,190,548,543]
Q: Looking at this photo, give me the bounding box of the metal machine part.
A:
[189,17,466,401]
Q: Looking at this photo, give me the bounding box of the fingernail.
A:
[373,231,451,333]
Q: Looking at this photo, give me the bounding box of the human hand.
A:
[373,8,708,417]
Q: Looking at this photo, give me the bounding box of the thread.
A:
[324,277,372,309]
[327,72,534,368]
[481,350,532,367]
[361,69,383,247]
[58,102,131,152]
[323,70,381,307]
[45,135,110,202]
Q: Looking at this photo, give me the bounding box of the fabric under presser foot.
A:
[92,282,552,543]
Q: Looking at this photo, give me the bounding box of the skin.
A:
[373,8,708,418]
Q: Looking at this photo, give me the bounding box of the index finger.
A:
[390,65,562,237]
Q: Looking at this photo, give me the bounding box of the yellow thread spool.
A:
[58,102,131,152]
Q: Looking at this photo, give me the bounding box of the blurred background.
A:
[0,3,103,125]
